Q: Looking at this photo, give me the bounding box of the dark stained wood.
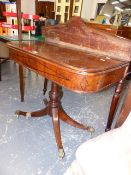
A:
[19,64,24,102]
[69,0,74,19]
[16,0,22,41]
[0,2,6,22]
[35,0,55,19]
[85,22,131,78]
[43,78,48,95]
[115,82,131,128]
[105,78,125,131]
[86,22,123,35]
[15,81,94,158]
[86,23,131,40]
[120,26,131,40]
[43,17,131,62]
[8,17,131,157]
[8,41,129,93]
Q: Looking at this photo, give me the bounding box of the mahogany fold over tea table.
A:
[7,40,129,158]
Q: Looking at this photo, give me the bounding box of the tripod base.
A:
[15,82,94,158]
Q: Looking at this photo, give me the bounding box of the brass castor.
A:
[15,110,20,118]
[26,112,31,119]
[88,126,95,133]
[58,148,65,159]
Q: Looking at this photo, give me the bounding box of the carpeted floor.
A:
[0,60,130,175]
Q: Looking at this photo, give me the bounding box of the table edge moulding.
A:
[7,17,131,159]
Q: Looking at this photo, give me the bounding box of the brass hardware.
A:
[15,110,20,118]
[58,148,65,159]
[26,112,31,119]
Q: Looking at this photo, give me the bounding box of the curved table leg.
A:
[16,82,93,158]
[48,82,65,158]
[51,108,65,159]
[15,107,48,119]
[58,108,94,132]
[105,79,125,132]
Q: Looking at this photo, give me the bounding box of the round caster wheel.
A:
[15,110,20,118]
[58,148,65,159]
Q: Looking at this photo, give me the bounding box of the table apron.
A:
[9,48,128,93]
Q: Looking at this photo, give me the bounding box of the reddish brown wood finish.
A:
[85,22,131,73]
[47,17,131,133]
[8,41,129,93]
[86,23,131,40]
[120,26,131,40]
[15,81,93,158]
[8,17,131,157]
[105,78,125,131]
[43,78,48,95]
[43,17,131,61]
[8,40,129,156]
[19,65,24,102]
[86,22,122,35]
[35,0,55,19]
[115,82,131,128]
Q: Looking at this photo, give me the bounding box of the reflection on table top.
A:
[0,34,44,42]
[8,40,129,93]
[8,40,129,73]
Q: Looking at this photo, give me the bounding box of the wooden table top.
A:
[8,40,129,93]
[8,41,128,73]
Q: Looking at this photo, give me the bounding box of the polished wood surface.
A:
[115,82,131,128]
[8,40,128,93]
[35,0,55,19]
[8,41,129,157]
[8,17,131,158]
[43,17,131,62]
[85,22,131,73]
[121,26,131,40]
[86,22,122,35]
[86,22,131,40]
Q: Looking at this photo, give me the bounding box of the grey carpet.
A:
[0,60,130,175]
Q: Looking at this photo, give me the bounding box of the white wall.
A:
[21,0,35,14]
[81,0,107,21]
[81,0,93,21]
